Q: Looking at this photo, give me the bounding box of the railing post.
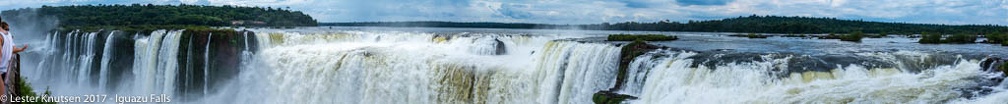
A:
[8,53,19,97]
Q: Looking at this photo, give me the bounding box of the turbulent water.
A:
[20,27,1008,104]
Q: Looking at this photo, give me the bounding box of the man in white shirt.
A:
[0,19,28,97]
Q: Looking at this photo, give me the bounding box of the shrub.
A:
[593,91,635,104]
[15,77,56,104]
[944,33,977,44]
[919,32,943,44]
[607,34,678,41]
[986,33,1006,43]
[1000,63,1008,74]
[983,32,1008,44]
[1003,33,1008,46]
[839,31,863,42]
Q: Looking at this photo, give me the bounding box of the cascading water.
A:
[98,31,115,90]
[76,32,96,86]
[619,50,1006,103]
[30,29,244,98]
[20,27,1008,104]
[204,33,212,95]
[207,30,620,103]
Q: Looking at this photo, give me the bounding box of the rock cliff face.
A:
[981,57,1008,76]
[176,29,258,97]
[593,39,665,104]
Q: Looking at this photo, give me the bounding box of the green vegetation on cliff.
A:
[1,4,317,28]
[15,77,56,104]
[61,25,215,34]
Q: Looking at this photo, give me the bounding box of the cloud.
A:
[496,3,533,19]
[0,0,1005,25]
[677,0,734,6]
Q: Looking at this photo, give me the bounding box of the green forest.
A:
[1,4,317,28]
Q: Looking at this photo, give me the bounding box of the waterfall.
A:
[76,32,97,86]
[21,28,1008,104]
[98,31,116,90]
[204,33,212,95]
[157,30,183,96]
[132,30,184,95]
[626,50,997,104]
[183,35,194,98]
[62,30,75,81]
[616,51,666,96]
[227,31,621,104]
[31,29,247,100]
[533,41,621,104]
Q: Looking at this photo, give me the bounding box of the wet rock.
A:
[613,40,661,90]
[981,57,1007,75]
[493,38,507,55]
[963,57,1007,99]
[592,90,636,104]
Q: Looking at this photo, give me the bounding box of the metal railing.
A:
[4,53,20,97]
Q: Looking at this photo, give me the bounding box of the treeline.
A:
[323,15,1008,35]
[1,4,317,27]
[582,15,1007,34]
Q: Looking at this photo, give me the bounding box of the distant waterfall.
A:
[620,50,1002,104]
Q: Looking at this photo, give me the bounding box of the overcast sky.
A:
[0,0,1006,25]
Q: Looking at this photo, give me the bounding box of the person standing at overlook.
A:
[0,17,29,97]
